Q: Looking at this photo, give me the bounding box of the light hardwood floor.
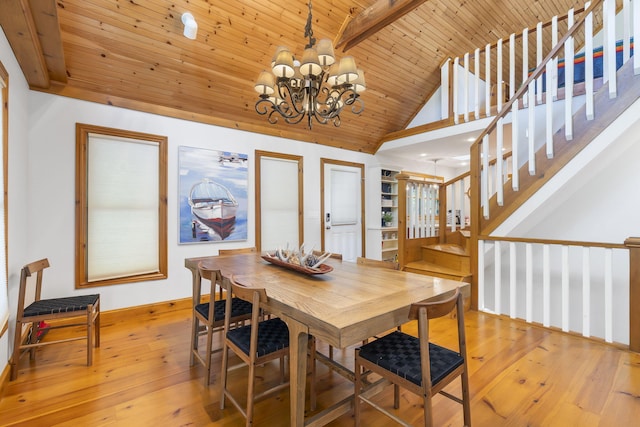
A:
[2,301,640,426]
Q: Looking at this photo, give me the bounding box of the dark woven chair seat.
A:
[195,297,253,322]
[227,318,289,357]
[23,294,100,318]
[358,331,463,386]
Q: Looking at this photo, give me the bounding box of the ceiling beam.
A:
[28,0,67,84]
[0,0,50,88]
[335,0,429,52]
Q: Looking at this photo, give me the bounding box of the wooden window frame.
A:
[75,123,168,288]
[255,150,303,252]
[0,61,8,338]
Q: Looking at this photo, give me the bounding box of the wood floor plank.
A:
[2,302,640,426]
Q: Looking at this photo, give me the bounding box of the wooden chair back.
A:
[16,259,50,319]
[218,247,256,255]
[356,257,399,270]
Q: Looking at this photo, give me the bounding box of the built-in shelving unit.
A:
[366,167,400,262]
[380,169,399,262]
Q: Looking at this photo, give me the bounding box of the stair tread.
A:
[423,244,469,256]
[405,260,470,276]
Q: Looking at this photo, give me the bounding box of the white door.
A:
[323,162,363,262]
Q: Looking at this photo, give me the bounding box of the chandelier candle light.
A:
[254,0,365,128]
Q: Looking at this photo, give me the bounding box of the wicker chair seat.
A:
[195,297,253,322]
[23,294,100,318]
[358,330,464,387]
[226,317,289,357]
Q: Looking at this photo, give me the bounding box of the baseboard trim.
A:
[99,297,192,323]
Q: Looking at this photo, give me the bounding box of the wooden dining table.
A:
[184,253,467,426]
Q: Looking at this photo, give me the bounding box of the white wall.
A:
[26,91,375,312]
[1,28,32,377]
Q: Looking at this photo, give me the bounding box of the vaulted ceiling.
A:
[1,0,585,154]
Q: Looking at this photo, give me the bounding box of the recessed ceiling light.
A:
[420,153,427,157]
[466,137,475,142]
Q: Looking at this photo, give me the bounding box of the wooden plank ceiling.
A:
[1,0,586,154]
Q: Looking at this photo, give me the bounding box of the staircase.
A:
[403,230,471,281]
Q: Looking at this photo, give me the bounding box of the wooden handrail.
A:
[479,235,627,250]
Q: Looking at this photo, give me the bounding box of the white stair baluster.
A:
[562,246,570,332]
[453,57,459,124]
[543,244,550,327]
[485,44,491,116]
[464,52,470,122]
[526,243,533,323]
[495,241,502,314]
[479,240,485,311]
[536,21,543,104]
[605,249,613,343]
[565,8,575,141]
[582,247,591,338]
[510,242,517,319]
[585,2,595,120]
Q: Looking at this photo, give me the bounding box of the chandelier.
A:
[254,0,365,128]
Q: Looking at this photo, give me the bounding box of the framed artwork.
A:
[179,146,248,243]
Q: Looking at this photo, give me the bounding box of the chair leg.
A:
[10,319,23,381]
[95,309,101,347]
[423,391,434,427]
[87,310,93,367]
[354,350,362,426]
[204,319,215,386]
[393,384,399,409]
[308,337,316,411]
[190,315,199,366]
[246,361,257,426]
[220,344,229,410]
[461,369,472,426]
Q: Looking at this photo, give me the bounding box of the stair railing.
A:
[479,236,630,345]
[467,0,640,229]
[396,172,442,268]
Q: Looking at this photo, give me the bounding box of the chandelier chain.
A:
[304,1,316,49]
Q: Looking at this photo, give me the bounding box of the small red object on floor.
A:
[36,321,50,340]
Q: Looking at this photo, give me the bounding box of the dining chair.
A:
[354,288,471,426]
[218,247,256,255]
[220,276,316,425]
[356,256,399,270]
[216,247,256,299]
[10,258,100,381]
[191,262,253,386]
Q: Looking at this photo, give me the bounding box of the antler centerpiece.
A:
[263,243,333,273]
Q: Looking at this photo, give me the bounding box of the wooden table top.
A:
[186,253,466,349]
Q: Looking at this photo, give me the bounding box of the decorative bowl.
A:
[261,255,333,275]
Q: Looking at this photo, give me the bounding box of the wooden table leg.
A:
[280,313,309,427]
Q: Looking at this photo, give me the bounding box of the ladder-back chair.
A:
[354,288,471,426]
[10,258,100,381]
[191,262,252,386]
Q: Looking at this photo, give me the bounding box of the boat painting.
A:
[178,146,248,244]
[188,179,238,239]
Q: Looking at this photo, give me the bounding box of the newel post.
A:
[396,173,408,270]
[625,237,640,352]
